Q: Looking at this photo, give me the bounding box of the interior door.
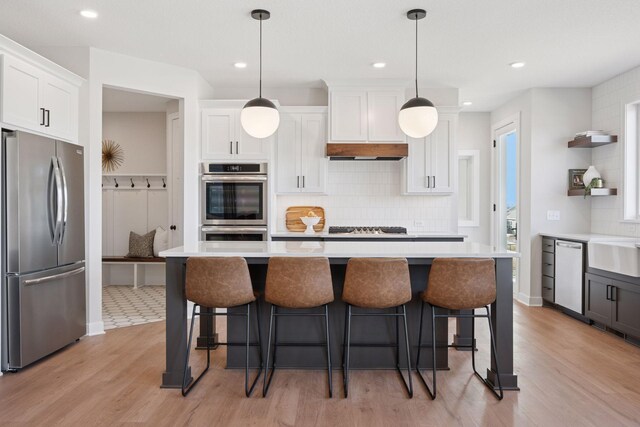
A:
[56,141,85,266]
[167,112,183,248]
[5,131,58,273]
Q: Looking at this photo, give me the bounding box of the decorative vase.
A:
[582,165,601,187]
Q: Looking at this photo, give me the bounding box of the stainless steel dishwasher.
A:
[554,240,584,314]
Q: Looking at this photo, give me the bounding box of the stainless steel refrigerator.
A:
[2,130,86,370]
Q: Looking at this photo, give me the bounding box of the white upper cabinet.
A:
[201,107,270,160]
[1,55,43,131]
[42,74,77,141]
[328,85,405,142]
[402,112,457,194]
[367,90,405,141]
[201,108,235,159]
[330,90,367,141]
[0,54,79,141]
[276,108,327,194]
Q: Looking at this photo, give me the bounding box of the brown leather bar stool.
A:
[416,258,504,400]
[263,257,334,397]
[182,257,263,397]
[342,258,414,398]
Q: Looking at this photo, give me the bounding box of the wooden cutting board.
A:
[285,206,326,232]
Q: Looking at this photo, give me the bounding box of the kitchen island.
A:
[160,241,519,391]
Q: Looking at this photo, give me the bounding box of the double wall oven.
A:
[201,163,268,241]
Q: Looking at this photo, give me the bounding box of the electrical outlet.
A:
[414,220,425,227]
[546,210,560,221]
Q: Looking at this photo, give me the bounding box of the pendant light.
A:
[241,9,280,139]
[398,9,438,139]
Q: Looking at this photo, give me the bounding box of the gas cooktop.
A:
[328,226,408,235]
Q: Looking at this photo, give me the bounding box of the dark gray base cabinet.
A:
[585,273,640,338]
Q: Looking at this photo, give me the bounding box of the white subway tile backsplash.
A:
[276,161,454,233]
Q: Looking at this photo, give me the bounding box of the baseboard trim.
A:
[86,321,105,336]
[516,292,543,307]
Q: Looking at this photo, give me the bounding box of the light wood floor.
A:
[1,303,639,427]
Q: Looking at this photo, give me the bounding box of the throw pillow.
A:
[127,230,156,258]
[153,226,169,257]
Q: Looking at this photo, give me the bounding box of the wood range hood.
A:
[326,143,408,161]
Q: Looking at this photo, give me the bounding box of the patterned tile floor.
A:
[102,285,165,330]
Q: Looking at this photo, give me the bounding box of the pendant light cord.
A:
[415,15,419,98]
[259,15,263,98]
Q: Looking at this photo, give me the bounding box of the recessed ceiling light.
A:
[80,10,98,19]
[510,61,526,69]
[462,101,473,106]
[372,62,386,69]
[234,62,247,69]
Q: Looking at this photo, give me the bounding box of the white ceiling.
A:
[2,0,640,111]
[102,87,173,112]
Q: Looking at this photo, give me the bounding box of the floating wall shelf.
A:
[568,135,618,148]
[568,188,617,197]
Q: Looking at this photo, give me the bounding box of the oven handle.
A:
[201,175,268,182]
[201,226,268,234]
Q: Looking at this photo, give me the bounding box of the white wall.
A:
[491,88,593,306]
[213,87,328,106]
[102,112,167,174]
[529,88,593,303]
[35,46,214,335]
[458,112,491,244]
[276,161,456,233]
[591,64,640,237]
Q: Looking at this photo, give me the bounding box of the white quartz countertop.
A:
[540,232,638,243]
[160,241,518,258]
[270,231,466,239]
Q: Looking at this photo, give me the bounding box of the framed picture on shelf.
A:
[568,169,587,190]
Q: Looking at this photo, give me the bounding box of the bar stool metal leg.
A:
[470,306,504,400]
[182,304,211,396]
[263,305,277,397]
[244,302,263,397]
[400,304,414,398]
[343,304,352,398]
[324,304,333,398]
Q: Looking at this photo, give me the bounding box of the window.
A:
[458,150,480,227]
[623,101,640,220]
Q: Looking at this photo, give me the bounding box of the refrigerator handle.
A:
[23,266,85,285]
[50,156,64,245]
[57,156,68,244]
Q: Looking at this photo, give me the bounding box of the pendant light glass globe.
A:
[242,9,279,139]
[399,9,438,139]
[241,97,280,138]
[398,97,438,138]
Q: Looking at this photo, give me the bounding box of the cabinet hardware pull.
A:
[230,141,233,154]
[606,285,611,301]
[130,178,135,188]
[45,109,50,127]
[236,141,239,154]
[40,108,46,125]
[611,286,616,302]
[426,176,430,188]
[297,176,300,188]
[433,175,436,188]
[302,176,305,188]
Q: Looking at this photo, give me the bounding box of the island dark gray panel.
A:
[162,255,518,392]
